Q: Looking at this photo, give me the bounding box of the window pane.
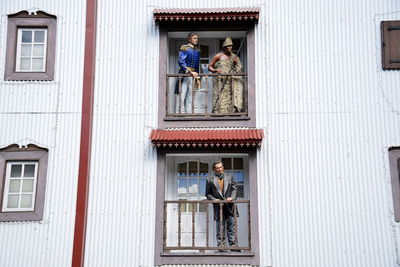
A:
[188,179,198,193]
[21,44,32,57]
[178,163,187,177]
[233,158,244,170]
[7,195,19,208]
[233,171,244,183]
[221,158,232,169]
[22,31,32,43]
[33,44,44,57]
[199,163,208,177]
[9,179,21,193]
[20,58,31,70]
[22,179,34,192]
[11,164,22,177]
[34,31,45,42]
[188,161,197,177]
[32,58,44,71]
[178,179,187,195]
[199,178,206,195]
[24,164,36,177]
[20,194,33,208]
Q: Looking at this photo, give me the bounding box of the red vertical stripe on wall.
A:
[71,0,97,266]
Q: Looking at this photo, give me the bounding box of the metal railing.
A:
[163,200,251,253]
[166,73,248,117]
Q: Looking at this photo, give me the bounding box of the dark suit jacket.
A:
[205,173,238,220]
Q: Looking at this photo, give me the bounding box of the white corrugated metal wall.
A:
[85,0,400,266]
[0,1,86,267]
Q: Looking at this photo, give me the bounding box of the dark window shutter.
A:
[381,20,400,70]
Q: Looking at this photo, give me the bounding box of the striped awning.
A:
[150,129,264,148]
[153,8,260,23]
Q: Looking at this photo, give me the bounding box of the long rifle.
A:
[212,37,246,112]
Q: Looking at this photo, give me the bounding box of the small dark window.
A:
[389,148,400,221]
[4,10,57,81]
[381,20,400,70]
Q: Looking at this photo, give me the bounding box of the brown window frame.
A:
[381,20,400,70]
[389,147,400,222]
[154,148,260,265]
[0,144,49,222]
[4,11,57,81]
[158,24,256,128]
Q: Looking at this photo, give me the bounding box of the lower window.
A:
[0,144,48,222]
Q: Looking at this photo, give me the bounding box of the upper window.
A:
[4,10,57,81]
[381,20,400,70]
[0,144,49,222]
[154,8,259,128]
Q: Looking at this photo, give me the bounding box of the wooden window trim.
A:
[0,144,49,222]
[154,148,260,265]
[4,11,57,81]
[389,148,400,222]
[158,26,256,128]
[381,20,400,70]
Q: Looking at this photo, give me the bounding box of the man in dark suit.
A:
[205,161,240,251]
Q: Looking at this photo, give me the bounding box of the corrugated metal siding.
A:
[259,0,400,267]
[0,1,86,267]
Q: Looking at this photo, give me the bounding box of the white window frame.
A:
[2,161,39,212]
[15,28,48,72]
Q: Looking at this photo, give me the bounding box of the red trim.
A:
[153,8,259,23]
[150,129,264,147]
[71,0,97,266]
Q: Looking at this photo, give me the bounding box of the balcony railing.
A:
[163,200,251,253]
[166,73,248,117]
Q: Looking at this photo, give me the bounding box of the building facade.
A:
[0,0,400,266]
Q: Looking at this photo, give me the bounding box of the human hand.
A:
[216,69,222,74]
[226,197,233,202]
[233,57,239,64]
[191,71,198,79]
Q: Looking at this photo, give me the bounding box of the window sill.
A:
[161,251,255,257]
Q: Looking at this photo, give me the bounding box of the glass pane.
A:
[199,178,206,195]
[32,58,44,71]
[22,179,34,192]
[233,171,244,183]
[199,163,208,177]
[188,203,198,212]
[188,161,197,177]
[20,58,31,70]
[179,202,187,212]
[20,194,33,208]
[199,202,208,212]
[7,195,19,208]
[33,44,44,57]
[10,164,22,177]
[237,185,244,198]
[24,164,36,177]
[178,179,187,195]
[21,44,32,57]
[200,45,209,58]
[233,158,244,170]
[221,158,232,169]
[9,179,21,193]
[178,163,187,177]
[22,31,32,43]
[34,31,45,42]
[188,179,198,193]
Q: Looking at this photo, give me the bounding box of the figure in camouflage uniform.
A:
[208,37,244,113]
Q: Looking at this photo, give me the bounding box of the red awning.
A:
[153,8,260,23]
[150,129,264,148]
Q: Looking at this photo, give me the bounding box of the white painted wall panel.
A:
[0,1,86,267]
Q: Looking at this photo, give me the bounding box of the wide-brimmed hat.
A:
[222,37,233,48]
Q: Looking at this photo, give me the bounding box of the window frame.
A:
[158,25,256,128]
[0,144,49,222]
[154,148,260,265]
[4,11,57,81]
[389,147,400,222]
